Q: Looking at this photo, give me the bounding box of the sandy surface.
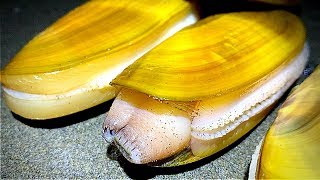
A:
[1,0,319,179]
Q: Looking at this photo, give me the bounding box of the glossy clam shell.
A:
[104,11,308,165]
[112,10,305,101]
[1,0,195,94]
[250,66,320,178]
[0,0,197,119]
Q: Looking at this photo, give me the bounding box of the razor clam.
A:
[249,65,320,179]
[0,0,197,119]
[103,10,309,165]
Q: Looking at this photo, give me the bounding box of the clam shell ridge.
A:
[104,10,308,165]
[0,0,197,119]
[252,66,320,179]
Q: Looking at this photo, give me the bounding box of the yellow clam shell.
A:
[250,66,320,178]
[104,10,309,165]
[112,11,305,101]
[0,0,197,119]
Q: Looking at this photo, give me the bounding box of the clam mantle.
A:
[103,10,308,165]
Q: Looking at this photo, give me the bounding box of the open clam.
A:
[0,0,197,119]
[249,66,320,178]
[103,10,309,166]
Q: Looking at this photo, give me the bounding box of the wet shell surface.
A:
[249,65,320,179]
[103,10,309,165]
[0,0,197,119]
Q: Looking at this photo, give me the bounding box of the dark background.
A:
[1,0,319,179]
